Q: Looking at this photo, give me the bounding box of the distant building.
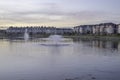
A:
[73,26,80,33]
[103,23,117,34]
[118,24,120,34]
[99,24,105,35]
[5,22,120,36]
[74,23,118,35]
[74,25,92,34]
[6,26,73,35]
[92,25,96,34]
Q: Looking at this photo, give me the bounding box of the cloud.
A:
[0,0,120,27]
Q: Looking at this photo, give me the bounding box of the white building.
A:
[74,23,118,35]
[85,25,92,34]
[92,25,100,34]
[105,25,114,34]
[6,26,73,35]
[79,26,84,34]
[92,25,96,34]
[104,23,117,34]
[99,25,105,34]
[118,24,120,34]
[73,26,79,33]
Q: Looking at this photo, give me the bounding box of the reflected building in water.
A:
[91,40,119,50]
[73,38,120,51]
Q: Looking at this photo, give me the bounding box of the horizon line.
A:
[0,22,120,28]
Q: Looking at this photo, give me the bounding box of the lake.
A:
[0,38,120,80]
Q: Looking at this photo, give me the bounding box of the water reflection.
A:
[72,38,120,57]
[73,38,120,51]
[0,39,120,80]
[92,41,119,50]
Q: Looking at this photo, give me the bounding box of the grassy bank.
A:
[63,35,120,41]
[1,32,120,41]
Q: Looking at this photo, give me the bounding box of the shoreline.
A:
[63,35,120,41]
[0,34,120,41]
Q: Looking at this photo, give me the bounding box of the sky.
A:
[0,0,120,27]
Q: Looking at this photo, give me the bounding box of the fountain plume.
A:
[24,29,29,41]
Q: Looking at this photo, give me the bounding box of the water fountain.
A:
[24,29,29,41]
[40,34,72,46]
[48,35,63,45]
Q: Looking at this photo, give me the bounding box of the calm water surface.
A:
[0,38,120,80]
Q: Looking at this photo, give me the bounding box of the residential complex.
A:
[0,23,120,37]
[6,26,73,35]
[74,23,119,35]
